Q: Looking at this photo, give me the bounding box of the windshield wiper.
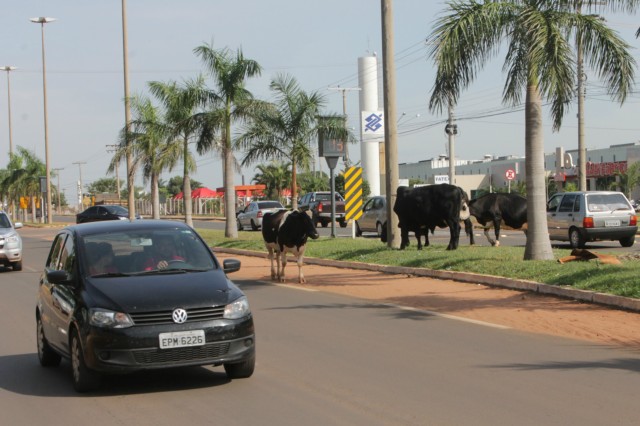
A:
[90,272,132,278]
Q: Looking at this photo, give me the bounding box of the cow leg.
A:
[279,249,287,283]
[266,244,278,280]
[483,225,496,246]
[415,228,423,250]
[464,218,475,245]
[447,220,461,250]
[492,217,502,247]
[295,246,307,283]
[400,226,410,250]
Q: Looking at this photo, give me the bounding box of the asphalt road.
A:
[1,227,640,424]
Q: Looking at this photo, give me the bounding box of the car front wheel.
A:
[569,228,586,249]
[237,219,243,231]
[224,354,255,379]
[11,260,22,271]
[71,330,101,392]
[37,315,61,367]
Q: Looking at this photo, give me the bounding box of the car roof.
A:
[65,219,192,236]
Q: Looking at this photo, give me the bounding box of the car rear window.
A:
[586,193,631,212]
[259,202,283,209]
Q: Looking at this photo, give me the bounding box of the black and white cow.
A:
[468,192,527,246]
[392,184,471,250]
[262,209,319,283]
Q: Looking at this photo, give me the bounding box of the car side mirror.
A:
[223,258,241,274]
[46,269,73,285]
[14,222,23,229]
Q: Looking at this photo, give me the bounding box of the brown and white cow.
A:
[262,209,319,283]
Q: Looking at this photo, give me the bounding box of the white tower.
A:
[358,55,382,196]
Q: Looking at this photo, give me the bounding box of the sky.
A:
[1,1,639,200]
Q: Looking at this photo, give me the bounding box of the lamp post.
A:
[30,16,56,225]
[0,66,16,157]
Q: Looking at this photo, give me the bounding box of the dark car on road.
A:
[76,205,141,224]
[36,220,255,392]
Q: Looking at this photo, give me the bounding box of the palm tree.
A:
[252,161,292,202]
[428,1,636,260]
[147,78,205,227]
[112,94,183,219]
[193,42,262,238]
[237,74,354,210]
[5,147,47,222]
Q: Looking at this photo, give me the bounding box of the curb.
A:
[213,247,640,314]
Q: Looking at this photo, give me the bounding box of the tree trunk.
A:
[291,161,298,210]
[223,116,238,238]
[523,84,554,261]
[151,172,160,220]
[183,137,193,227]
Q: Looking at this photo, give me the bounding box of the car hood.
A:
[84,269,242,312]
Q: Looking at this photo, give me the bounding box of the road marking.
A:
[381,303,511,329]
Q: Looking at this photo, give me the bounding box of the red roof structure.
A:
[173,187,220,199]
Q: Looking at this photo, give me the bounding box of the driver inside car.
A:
[143,235,185,270]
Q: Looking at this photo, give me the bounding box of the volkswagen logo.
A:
[172,308,188,324]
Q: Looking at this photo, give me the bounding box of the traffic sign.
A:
[344,166,363,221]
[505,169,515,180]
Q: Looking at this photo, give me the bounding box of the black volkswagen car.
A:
[76,205,141,224]
[36,220,255,392]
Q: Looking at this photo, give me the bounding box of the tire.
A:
[11,260,22,271]
[251,219,259,231]
[71,330,101,392]
[224,354,255,379]
[237,219,243,231]
[321,221,328,228]
[376,222,384,238]
[569,227,586,249]
[339,220,347,228]
[620,235,635,247]
[37,315,61,367]
[355,222,362,237]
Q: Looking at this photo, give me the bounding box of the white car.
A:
[237,201,284,231]
[0,210,23,271]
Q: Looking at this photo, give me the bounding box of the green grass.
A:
[197,229,640,299]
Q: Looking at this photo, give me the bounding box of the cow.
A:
[262,209,319,283]
[468,192,527,246]
[392,184,471,250]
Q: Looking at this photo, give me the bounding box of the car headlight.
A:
[118,216,128,220]
[89,308,134,328]
[5,233,20,247]
[223,296,251,319]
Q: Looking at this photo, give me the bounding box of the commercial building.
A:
[399,142,640,200]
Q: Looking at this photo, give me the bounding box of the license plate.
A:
[605,220,621,227]
[159,330,205,349]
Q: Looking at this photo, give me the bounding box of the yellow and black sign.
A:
[344,166,363,221]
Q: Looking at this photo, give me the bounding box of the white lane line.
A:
[381,303,511,330]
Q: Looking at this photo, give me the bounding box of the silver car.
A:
[546,191,637,248]
[237,200,284,231]
[355,196,387,237]
[0,210,23,271]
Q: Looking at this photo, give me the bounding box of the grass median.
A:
[198,229,640,299]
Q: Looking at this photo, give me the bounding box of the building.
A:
[398,142,640,200]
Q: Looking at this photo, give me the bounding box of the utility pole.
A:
[121,0,135,220]
[52,167,64,215]
[445,103,458,185]
[576,2,587,191]
[381,0,400,249]
[328,86,361,165]
[106,144,122,200]
[0,66,16,156]
[73,161,86,212]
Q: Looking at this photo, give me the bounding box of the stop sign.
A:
[505,169,515,180]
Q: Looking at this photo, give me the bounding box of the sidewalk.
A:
[214,247,640,349]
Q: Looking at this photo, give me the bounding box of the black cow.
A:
[468,192,527,246]
[392,184,471,250]
[262,209,319,283]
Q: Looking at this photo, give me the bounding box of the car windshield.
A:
[586,193,631,213]
[0,213,11,229]
[81,228,216,277]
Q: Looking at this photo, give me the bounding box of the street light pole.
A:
[0,66,17,157]
[121,0,135,220]
[52,167,64,214]
[30,17,56,225]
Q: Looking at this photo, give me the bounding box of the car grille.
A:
[133,342,230,364]
[129,306,226,325]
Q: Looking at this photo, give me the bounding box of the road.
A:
[1,227,639,424]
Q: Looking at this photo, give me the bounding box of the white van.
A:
[546,191,637,248]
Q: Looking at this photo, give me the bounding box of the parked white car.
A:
[546,191,637,248]
[237,201,284,231]
[0,210,23,271]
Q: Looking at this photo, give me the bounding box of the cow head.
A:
[294,209,319,240]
